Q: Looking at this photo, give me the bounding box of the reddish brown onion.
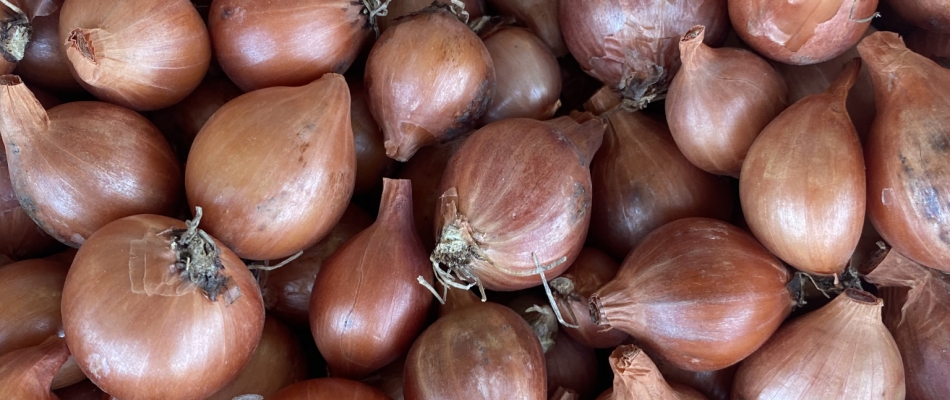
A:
[350,77,396,195]
[0,259,66,356]
[0,151,60,259]
[591,218,793,371]
[377,0,485,33]
[858,31,950,274]
[15,6,82,93]
[883,0,950,33]
[550,247,628,348]
[479,27,561,125]
[666,25,787,177]
[486,0,566,56]
[545,330,599,399]
[396,137,465,251]
[905,28,950,68]
[269,378,391,400]
[0,335,69,399]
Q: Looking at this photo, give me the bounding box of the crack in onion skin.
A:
[728,0,878,65]
[590,218,793,372]
[733,289,905,399]
[858,31,950,274]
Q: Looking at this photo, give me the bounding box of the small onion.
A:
[479,27,561,125]
[0,259,66,356]
[666,25,787,177]
[15,6,82,93]
[590,218,793,371]
[365,7,495,161]
[545,330,599,399]
[905,28,950,68]
[396,137,465,251]
[486,0,567,56]
[377,0,485,33]
[733,289,905,399]
[728,0,878,65]
[858,31,950,274]
[550,247,628,349]
[349,76,396,195]
[269,378,391,400]
[0,335,70,399]
[0,75,182,248]
[59,0,211,110]
[185,73,355,261]
[605,345,708,400]
[0,152,60,259]
[883,0,950,33]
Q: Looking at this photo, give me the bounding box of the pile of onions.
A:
[666,25,787,177]
[0,335,70,399]
[61,213,264,399]
[487,0,566,56]
[733,289,905,398]
[365,6,495,161]
[208,0,373,92]
[728,0,878,65]
[858,31,950,273]
[478,26,561,125]
[0,75,182,248]
[559,0,729,108]
[0,259,67,356]
[185,73,355,261]
[600,345,708,400]
[883,0,950,32]
[270,378,390,399]
[58,0,210,110]
[0,152,60,259]
[590,218,793,371]
[430,114,604,295]
[15,5,82,93]
[550,247,628,348]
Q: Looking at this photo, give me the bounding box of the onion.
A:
[653,359,736,400]
[431,114,604,295]
[261,204,372,327]
[864,244,950,399]
[396,137,465,251]
[740,59,866,276]
[883,0,950,33]
[590,218,793,371]
[545,330,599,398]
[0,75,182,248]
[208,0,374,92]
[309,179,433,379]
[559,0,729,108]
[269,378,391,400]
[377,0,485,33]
[61,213,265,399]
[0,335,70,399]
[728,0,878,65]
[506,294,558,353]
[0,259,66,355]
[666,25,788,177]
[349,76,396,195]
[185,73,355,261]
[858,31,950,274]
[365,6,495,161]
[58,0,210,110]
[479,27,561,125]
[404,302,546,399]
[15,6,81,93]
[550,247,628,348]
[0,152,60,259]
[588,110,734,261]
[905,28,950,68]
[733,289,905,399]
[206,315,307,400]
[605,345,708,400]
[486,0,566,56]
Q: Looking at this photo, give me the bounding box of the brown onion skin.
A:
[858,32,950,274]
[365,8,495,161]
[431,115,604,292]
[62,214,265,400]
[607,345,709,400]
[261,204,372,327]
[486,0,567,56]
[404,302,546,400]
[209,0,369,92]
[588,110,734,261]
[269,378,391,400]
[733,289,905,399]
[310,179,433,379]
[15,7,82,93]
[559,0,729,108]
[59,0,211,111]
[395,137,465,251]
[666,25,787,177]
[349,77,396,195]
[905,28,950,68]
[0,76,183,248]
[728,0,877,65]
[0,259,67,355]
[479,27,561,126]
[591,218,793,371]
[884,0,950,33]
[551,247,628,348]
[377,0,485,33]
[149,74,243,162]
[546,330,599,399]
[0,335,70,399]
[185,73,355,261]
[361,356,406,400]
[740,59,866,276]
[0,152,60,259]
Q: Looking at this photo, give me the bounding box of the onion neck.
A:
[376,178,414,229]
[678,25,708,72]
[65,28,106,84]
[610,345,679,400]
[545,113,605,167]
[169,207,234,302]
[830,288,883,322]
[826,58,861,103]
[0,75,50,150]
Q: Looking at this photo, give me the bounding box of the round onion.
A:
[486,0,567,56]
[550,247,628,348]
[269,378,390,400]
[396,137,465,251]
[0,152,60,259]
[14,6,81,93]
[0,335,70,399]
[479,26,561,125]
[349,76,396,195]
[377,0,485,33]
[883,0,950,33]
[58,0,211,110]
[185,73,355,261]
[728,0,878,65]
[0,75,183,248]
[62,213,265,399]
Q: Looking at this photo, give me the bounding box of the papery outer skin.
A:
[666,26,787,177]
[884,0,950,33]
[739,60,866,276]
[559,0,729,107]
[309,179,434,379]
[479,27,561,125]
[0,259,67,355]
[608,345,679,400]
[209,0,368,92]
[185,73,355,261]
[592,218,792,371]
[0,335,69,399]
[58,0,210,111]
[858,31,950,274]
[365,10,495,162]
[732,290,905,399]
[728,0,878,65]
[433,116,604,291]
[62,214,264,400]
[486,0,567,56]
[269,378,390,400]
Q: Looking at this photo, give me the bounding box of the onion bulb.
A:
[858,31,950,274]
[486,0,566,56]
[479,27,561,125]
[605,345,708,400]
[0,259,67,356]
[185,73,355,261]
[58,0,211,110]
[883,0,950,33]
[0,335,70,399]
[728,0,878,65]
[269,378,391,400]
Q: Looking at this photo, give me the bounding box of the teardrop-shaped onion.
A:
[185,73,355,261]
[883,0,950,33]
[0,335,70,399]
[858,31,950,274]
[486,0,567,56]
[479,27,561,125]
